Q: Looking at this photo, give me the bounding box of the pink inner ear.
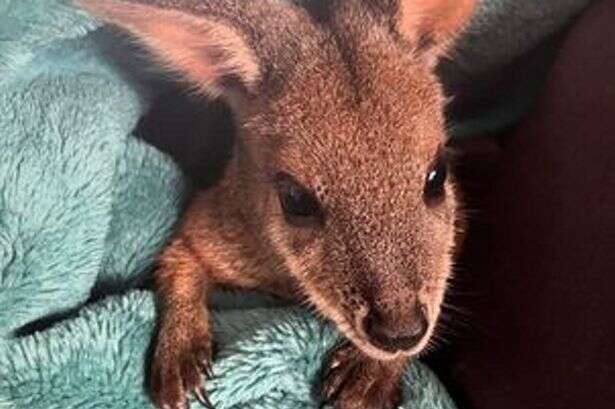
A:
[398,0,477,44]
[77,0,260,97]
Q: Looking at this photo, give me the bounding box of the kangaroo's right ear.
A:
[76,0,304,104]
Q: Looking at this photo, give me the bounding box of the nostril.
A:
[363,309,381,339]
[363,304,429,353]
[410,304,429,340]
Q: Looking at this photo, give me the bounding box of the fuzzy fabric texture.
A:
[441,0,592,137]
[0,0,592,408]
[453,0,592,75]
[0,291,456,409]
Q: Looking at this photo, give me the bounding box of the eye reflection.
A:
[423,153,447,205]
[275,172,323,224]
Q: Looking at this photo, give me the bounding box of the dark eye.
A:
[275,172,322,224]
[423,155,448,205]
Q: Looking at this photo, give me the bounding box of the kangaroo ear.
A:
[396,0,477,57]
[77,0,262,101]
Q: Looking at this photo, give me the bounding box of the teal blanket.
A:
[0,0,590,408]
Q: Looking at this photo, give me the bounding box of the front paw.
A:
[321,343,403,409]
[150,324,214,409]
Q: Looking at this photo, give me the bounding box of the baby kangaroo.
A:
[78,0,476,408]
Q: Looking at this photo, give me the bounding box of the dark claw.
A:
[193,387,214,409]
[324,356,342,380]
[194,347,214,378]
[322,371,343,402]
[198,360,214,379]
[320,342,404,409]
[322,362,354,402]
[321,343,356,403]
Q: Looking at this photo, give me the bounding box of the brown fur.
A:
[76,1,476,408]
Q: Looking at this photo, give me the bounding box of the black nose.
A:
[364,303,429,352]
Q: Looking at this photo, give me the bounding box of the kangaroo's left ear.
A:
[395,0,477,59]
[75,0,315,108]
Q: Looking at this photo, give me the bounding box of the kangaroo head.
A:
[79,0,476,360]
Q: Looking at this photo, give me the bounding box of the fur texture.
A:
[77,1,477,408]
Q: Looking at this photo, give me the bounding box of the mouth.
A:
[342,309,433,361]
[299,283,434,360]
[367,334,424,354]
[355,329,433,361]
[346,332,430,361]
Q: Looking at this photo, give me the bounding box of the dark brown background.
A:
[427,1,615,408]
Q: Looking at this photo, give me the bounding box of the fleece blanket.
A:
[0,0,591,408]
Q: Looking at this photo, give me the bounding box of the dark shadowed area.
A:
[428,1,615,408]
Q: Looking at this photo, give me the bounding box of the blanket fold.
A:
[0,291,456,409]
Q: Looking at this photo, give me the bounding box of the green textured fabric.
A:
[0,0,591,408]
[0,291,455,409]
